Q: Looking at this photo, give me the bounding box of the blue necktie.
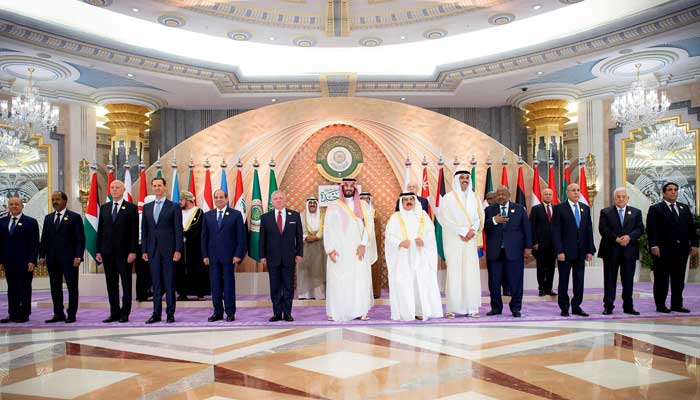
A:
[618,208,625,226]
[154,201,163,224]
[574,203,581,229]
[9,217,17,235]
[112,203,119,222]
[217,210,223,228]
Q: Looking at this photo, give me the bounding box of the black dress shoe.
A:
[547,291,558,296]
[269,315,282,322]
[166,315,175,323]
[671,307,690,313]
[14,317,29,323]
[145,316,161,324]
[512,311,522,318]
[226,315,236,322]
[538,291,545,297]
[45,315,66,323]
[284,315,294,322]
[602,308,613,315]
[486,310,502,316]
[119,316,129,323]
[623,309,640,315]
[65,316,76,323]
[103,316,119,323]
[656,307,671,313]
[0,317,11,323]
[572,309,589,317]
[178,295,188,301]
[208,314,223,322]
[560,310,570,317]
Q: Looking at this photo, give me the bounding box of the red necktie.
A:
[546,204,552,222]
[277,211,283,234]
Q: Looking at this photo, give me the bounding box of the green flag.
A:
[267,168,278,212]
[248,169,263,262]
[483,166,493,207]
[435,167,446,261]
[471,164,477,192]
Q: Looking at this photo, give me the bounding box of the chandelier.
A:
[648,121,693,152]
[0,67,59,138]
[611,64,670,130]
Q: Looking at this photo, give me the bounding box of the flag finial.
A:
[220,158,228,169]
[405,156,411,166]
[253,157,260,168]
[269,157,276,168]
[203,158,211,169]
[437,154,444,166]
[421,155,428,167]
[453,156,460,167]
[236,158,243,168]
[470,154,477,166]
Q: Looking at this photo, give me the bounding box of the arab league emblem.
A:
[316,135,363,182]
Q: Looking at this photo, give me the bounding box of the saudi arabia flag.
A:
[248,168,263,262]
[84,169,99,263]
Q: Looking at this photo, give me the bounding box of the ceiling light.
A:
[536,71,544,75]
[126,73,134,77]
[400,97,406,101]
[400,35,406,40]
[611,63,669,129]
[132,8,139,12]
[269,36,276,41]
[271,98,277,102]
[533,4,542,10]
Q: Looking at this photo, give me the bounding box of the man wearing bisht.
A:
[324,178,375,321]
[297,197,326,300]
[178,191,208,300]
[437,170,484,318]
[359,191,381,298]
[385,192,443,321]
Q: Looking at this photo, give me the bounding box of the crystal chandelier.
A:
[611,64,670,130]
[0,67,59,138]
[648,121,693,152]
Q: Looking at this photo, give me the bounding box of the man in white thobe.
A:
[437,170,484,318]
[385,193,443,321]
[324,178,375,321]
[297,197,326,300]
[360,192,381,298]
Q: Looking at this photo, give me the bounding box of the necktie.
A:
[9,217,17,235]
[277,211,283,234]
[618,208,625,226]
[54,212,62,229]
[546,204,552,222]
[154,201,163,223]
[670,203,679,222]
[112,203,119,222]
[217,210,223,228]
[500,206,507,217]
[574,203,581,229]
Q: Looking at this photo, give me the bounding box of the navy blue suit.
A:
[142,198,183,317]
[484,202,532,313]
[201,207,246,317]
[259,209,303,318]
[552,201,596,312]
[40,209,85,319]
[0,214,39,321]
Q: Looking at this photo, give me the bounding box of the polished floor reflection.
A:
[1,316,699,399]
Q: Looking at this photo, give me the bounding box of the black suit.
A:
[97,200,139,319]
[178,208,209,298]
[0,214,39,320]
[646,201,699,310]
[598,205,643,311]
[395,196,430,213]
[39,209,85,319]
[259,209,303,318]
[530,203,557,293]
[142,198,183,317]
[552,201,596,312]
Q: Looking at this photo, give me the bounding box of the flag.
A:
[171,168,180,203]
[434,167,446,261]
[248,168,263,262]
[83,169,99,262]
[138,167,147,212]
[267,168,278,212]
[548,164,560,205]
[233,168,246,222]
[579,162,590,206]
[187,167,197,206]
[123,168,133,203]
[500,164,509,187]
[220,168,229,194]
[202,167,213,212]
[421,166,432,218]
[563,162,571,200]
[156,168,162,178]
[472,163,484,258]
[482,164,493,208]
[531,163,542,208]
[106,167,114,202]
[515,164,526,207]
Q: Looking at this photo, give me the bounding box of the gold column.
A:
[103,103,150,163]
[524,99,570,150]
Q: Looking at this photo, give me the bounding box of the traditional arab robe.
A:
[437,171,485,315]
[298,198,327,300]
[385,193,443,321]
[323,184,375,321]
[360,193,381,298]
[179,204,209,298]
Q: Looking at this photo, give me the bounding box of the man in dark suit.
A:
[598,187,644,315]
[646,182,699,313]
[97,180,139,323]
[0,197,39,323]
[483,186,532,317]
[260,190,303,322]
[552,183,596,317]
[395,182,430,213]
[142,177,183,323]
[530,188,558,297]
[39,191,85,323]
[201,189,246,321]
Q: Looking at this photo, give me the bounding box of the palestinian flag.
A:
[84,169,99,262]
[106,167,114,202]
[482,165,493,208]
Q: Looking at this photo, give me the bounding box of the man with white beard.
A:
[437,170,484,318]
[297,197,326,300]
[323,178,375,321]
[385,193,443,321]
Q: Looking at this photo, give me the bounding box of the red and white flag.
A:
[202,167,214,212]
[579,161,590,206]
[123,168,134,203]
[531,162,542,208]
[421,166,432,218]
[233,168,246,222]
[138,168,147,212]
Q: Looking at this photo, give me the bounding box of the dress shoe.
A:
[166,314,175,323]
[560,310,570,317]
[119,316,129,323]
[269,315,282,322]
[656,307,671,313]
[602,308,613,315]
[512,311,522,318]
[14,317,29,323]
[102,316,119,323]
[486,310,502,316]
[145,316,161,324]
[284,315,294,322]
[572,309,589,317]
[671,307,690,313]
[547,291,558,296]
[538,291,545,297]
[226,315,235,322]
[45,315,66,323]
[623,309,640,315]
[208,314,223,322]
[178,295,188,301]
[65,316,76,323]
[0,317,11,323]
